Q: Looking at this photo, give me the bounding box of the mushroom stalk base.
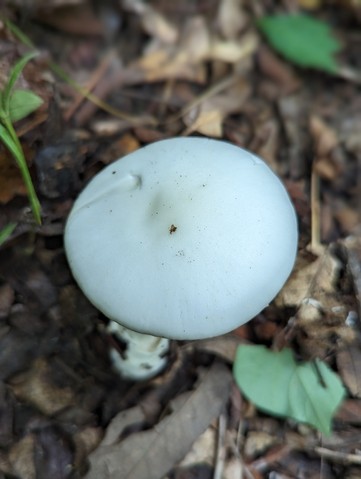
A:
[107,322,169,381]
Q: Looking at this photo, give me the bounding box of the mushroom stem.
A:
[107,322,169,380]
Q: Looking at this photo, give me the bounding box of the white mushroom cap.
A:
[65,138,298,340]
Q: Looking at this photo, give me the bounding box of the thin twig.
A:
[64,50,117,122]
[213,413,227,479]
[314,447,361,466]
[310,164,322,254]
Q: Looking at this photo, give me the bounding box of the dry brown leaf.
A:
[223,456,244,479]
[35,4,107,35]
[257,46,300,94]
[0,153,27,203]
[216,0,248,39]
[244,431,277,459]
[133,16,209,83]
[310,115,339,157]
[133,16,257,85]
[333,204,360,235]
[188,335,242,363]
[85,363,232,479]
[183,82,250,137]
[73,427,103,469]
[278,94,309,178]
[9,435,36,479]
[101,406,145,447]
[179,16,211,64]
[209,32,258,63]
[276,248,341,308]
[178,427,216,467]
[337,343,361,398]
[336,399,361,424]
[252,118,280,173]
[277,246,356,357]
[134,40,206,83]
[123,0,178,44]
[343,234,361,318]
[9,358,76,415]
[0,284,14,319]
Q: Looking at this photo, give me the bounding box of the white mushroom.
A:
[64,137,298,380]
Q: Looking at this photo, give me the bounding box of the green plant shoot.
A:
[0,51,43,224]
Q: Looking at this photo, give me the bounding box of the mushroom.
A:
[64,137,298,380]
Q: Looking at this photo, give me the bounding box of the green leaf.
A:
[2,51,38,115]
[9,89,43,122]
[257,13,341,74]
[233,345,345,435]
[0,223,16,247]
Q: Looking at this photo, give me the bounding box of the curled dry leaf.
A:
[133,16,209,83]
[310,115,343,181]
[183,81,250,137]
[133,17,258,85]
[85,363,232,479]
[276,247,341,308]
[216,0,248,39]
[209,32,258,63]
[122,0,178,44]
[310,115,339,157]
[277,246,356,357]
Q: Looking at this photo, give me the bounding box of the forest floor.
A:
[0,1,360,478]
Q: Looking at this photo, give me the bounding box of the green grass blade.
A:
[0,121,41,224]
[0,223,17,247]
[2,18,35,48]
[3,51,39,116]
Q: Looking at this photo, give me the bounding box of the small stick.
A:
[310,164,322,254]
[213,413,227,479]
[314,446,361,466]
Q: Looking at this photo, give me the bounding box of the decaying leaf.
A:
[276,247,341,307]
[337,343,361,398]
[85,363,232,479]
[178,427,216,467]
[9,358,76,416]
[183,81,250,137]
[277,246,356,357]
[188,335,242,364]
[0,153,28,202]
[216,0,248,39]
[132,16,257,84]
[343,234,361,318]
[9,435,36,479]
[123,0,178,44]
